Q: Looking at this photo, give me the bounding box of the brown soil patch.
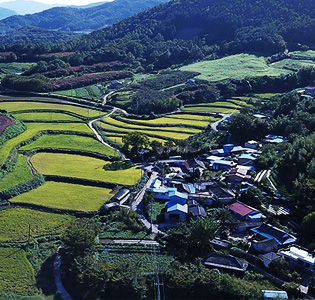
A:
[0,115,14,136]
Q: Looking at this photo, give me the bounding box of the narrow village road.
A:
[99,238,159,246]
[130,171,165,235]
[102,90,116,105]
[88,108,126,160]
[210,113,232,131]
[54,249,72,300]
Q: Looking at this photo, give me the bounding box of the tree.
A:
[122,131,149,153]
[60,219,98,260]
[228,114,254,143]
[150,140,162,153]
[300,211,315,246]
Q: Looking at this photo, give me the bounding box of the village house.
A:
[278,245,315,274]
[228,167,250,183]
[227,201,266,222]
[210,186,235,204]
[305,86,315,96]
[262,290,288,300]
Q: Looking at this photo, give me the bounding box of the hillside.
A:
[0,0,169,38]
[62,0,315,69]
[0,7,17,20]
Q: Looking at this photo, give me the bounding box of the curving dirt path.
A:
[102,90,116,105]
[88,108,127,160]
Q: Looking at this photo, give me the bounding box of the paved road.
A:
[54,248,72,300]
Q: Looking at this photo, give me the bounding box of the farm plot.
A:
[55,84,102,101]
[0,207,74,242]
[0,154,33,192]
[97,122,193,140]
[0,122,92,165]
[103,117,201,132]
[167,113,219,122]
[31,153,141,186]
[180,53,291,82]
[0,247,37,296]
[106,135,167,147]
[0,101,104,118]
[12,112,82,122]
[183,102,240,113]
[289,50,315,60]
[20,134,116,157]
[271,58,315,71]
[10,182,113,212]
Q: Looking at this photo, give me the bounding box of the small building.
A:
[165,203,188,222]
[108,80,123,89]
[188,200,206,219]
[259,252,279,268]
[212,159,236,170]
[238,153,256,166]
[264,134,288,144]
[228,168,249,182]
[210,187,235,204]
[202,252,248,273]
[228,201,265,221]
[111,188,130,204]
[278,245,315,274]
[263,290,288,300]
[186,78,196,84]
[305,86,315,96]
[151,187,188,204]
[235,221,263,232]
[245,140,259,149]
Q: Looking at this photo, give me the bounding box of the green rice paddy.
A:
[10,182,113,212]
[0,207,74,242]
[12,112,82,122]
[20,134,116,156]
[0,155,33,192]
[0,247,37,295]
[31,153,141,185]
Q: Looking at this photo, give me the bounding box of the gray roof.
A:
[203,253,247,272]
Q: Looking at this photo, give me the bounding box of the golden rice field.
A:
[10,182,114,211]
[31,153,142,186]
[13,111,82,122]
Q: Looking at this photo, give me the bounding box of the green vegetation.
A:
[55,84,103,101]
[0,154,33,192]
[10,182,113,211]
[13,112,82,122]
[0,207,74,242]
[0,101,104,118]
[290,50,315,60]
[20,134,116,156]
[31,153,141,185]
[0,122,92,164]
[0,247,37,295]
[271,58,315,71]
[0,62,35,79]
[180,54,291,82]
[168,114,219,122]
[183,106,239,113]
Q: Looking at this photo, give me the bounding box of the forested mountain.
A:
[0,0,169,37]
[0,7,17,20]
[55,0,314,69]
[0,0,58,15]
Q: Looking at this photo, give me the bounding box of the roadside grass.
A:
[0,207,74,242]
[10,182,113,211]
[0,101,104,118]
[0,247,37,296]
[104,117,202,132]
[0,155,33,192]
[19,134,116,156]
[97,122,193,140]
[31,153,142,185]
[271,58,315,71]
[12,112,82,122]
[180,53,291,82]
[0,122,92,164]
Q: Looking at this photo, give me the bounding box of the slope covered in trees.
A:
[0,0,169,38]
[57,0,315,69]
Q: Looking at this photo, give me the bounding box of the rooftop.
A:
[228,201,256,217]
[203,252,247,272]
[278,246,315,265]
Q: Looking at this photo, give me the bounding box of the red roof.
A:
[228,201,255,217]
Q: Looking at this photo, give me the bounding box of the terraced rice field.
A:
[10,182,113,211]
[271,58,315,71]
[12,112,82,122]
[183,105,239,113]
[167,113,219,122]
[20,134,116,156]
[0,101,104,118]
[0,207,74,242]
[0,247,37,295]
[31,153,142,185]
[0,122,92,164]
[0,155,33,192]
[107,135,167,146]
[97,122,193,140]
